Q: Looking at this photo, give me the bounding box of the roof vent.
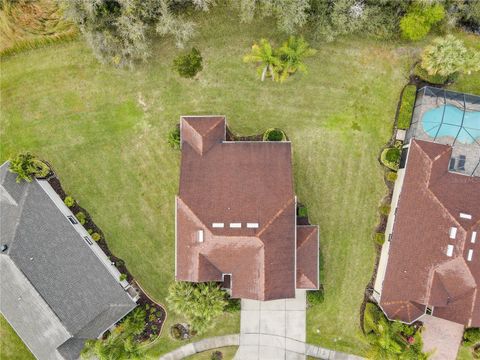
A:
[460,213,472,220]
[446,245,454,257]
[449,227,457,239]
[229,223,241,228]
[467,249,474,262]
[0,244,7,252]
[472,232,477,244]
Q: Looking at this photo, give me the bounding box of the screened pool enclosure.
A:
[406,86,480,177]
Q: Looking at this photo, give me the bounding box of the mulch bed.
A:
[46,174,166,343]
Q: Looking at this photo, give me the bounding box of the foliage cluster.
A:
[381,147,401,171]
[9,152,50,183]
[81,307,147,360]
[374,232,385,245]
[167,282,228,334]
[173,47,203,78]
[64,196,75,207]
[420,35,480,79]
[400,3,445,41]
[307,288,324,305]
[386,172,398,183]
[464,328,480,347]
[397,85,416,130]
[379,204,391,216]
[364,303,428,360]
[168,126,181,149]
[76,211,86,225]
[263,128,286,141]
[243,37,316,82]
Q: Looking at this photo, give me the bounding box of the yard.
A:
[1,5,478,358]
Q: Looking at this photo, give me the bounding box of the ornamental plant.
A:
[400,3,445,41]
[9,152,50,183]
[173,48,203,78]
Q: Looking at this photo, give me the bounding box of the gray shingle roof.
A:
[0,162,136,360]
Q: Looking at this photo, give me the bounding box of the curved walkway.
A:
[158,334,363,360]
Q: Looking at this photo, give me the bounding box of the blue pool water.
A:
[422,104,480,144]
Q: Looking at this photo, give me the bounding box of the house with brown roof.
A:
[175,116,319,300]
[374,139,480,326]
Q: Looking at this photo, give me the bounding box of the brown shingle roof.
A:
[176,116,319,300]
[380,139,480,326]
[296,226,319,289]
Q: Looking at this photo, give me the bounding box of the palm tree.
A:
[278,36,316,82]
[9,152,50,183]
[243,39,282,81]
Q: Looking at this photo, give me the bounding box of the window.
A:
[426,307,433,315]
[197,230,204,243]
[67,215,78,225]
[83,236,93,245]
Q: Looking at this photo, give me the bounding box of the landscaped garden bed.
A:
[46,172,166,344]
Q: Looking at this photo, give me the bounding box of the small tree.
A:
[9,152,50,183]
[421,35,480,77]
[400,3,445,41]
[173,48,203,78]
[243,39,281,82]
[167,282,227,334]
[277,36,316,81]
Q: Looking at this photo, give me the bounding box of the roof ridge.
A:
[6,183,32,256]
[202,117,225,137]
[257,197,295,238]
[296,226,316,250]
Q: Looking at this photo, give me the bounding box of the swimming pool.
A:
[422,104,480,144]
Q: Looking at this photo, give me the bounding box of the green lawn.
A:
[184,346,238,360]
[0,316,35,360]
[2,5,477,358]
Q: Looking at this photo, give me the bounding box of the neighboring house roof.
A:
[380,139,480,326]
[176,116,319,300]
[0,162,136,360]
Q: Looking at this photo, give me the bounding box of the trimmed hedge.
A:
[263,128,286,141]
[397,85,416,130]
[381,148,400,171]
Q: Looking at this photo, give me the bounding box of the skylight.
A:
[446,245,454,257]
[197,230,204,243]
[212,223,224,228]
[246,223,259,228]
[229,223,241,228]
[468,249,474,262]
[460,213,472,220]
[450,227,457,239]
[472,232,477,244]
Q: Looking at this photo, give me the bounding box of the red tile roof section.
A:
[176,116,319,300]
[296,226,319,289]
[380,139,480,326]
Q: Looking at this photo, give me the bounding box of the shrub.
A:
[374,232,385,245]
[119,273,127,282]
[385,148,401,163]
[420,35,480,78]
[9,152,50,183]
[170,324,188,340]
[263,128,286,141]
[379,204,391,216]
[64,196,75,207]
[414,63,449,85]
[400,3,445,41]
[386,172,398,182]
[91,232,101,242]
[225,298,241,313]
[168,126,181,149]
[173,48,203,78]
[87,228,93,234]
[75,211,86,225]
[307,288,324,305]
[464,328,480,346]
[298,206,308,218]
[167,282,227,334]
[397,85,416,130]
[211,351,223,360]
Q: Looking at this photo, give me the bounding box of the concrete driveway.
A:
[421,315,464,360]
[234,290,306,360]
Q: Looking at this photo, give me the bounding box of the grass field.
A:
[1,4,478,358]
[184,346,238,360]
[0,316,35,360]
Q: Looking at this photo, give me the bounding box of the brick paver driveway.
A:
[234,290,306,360]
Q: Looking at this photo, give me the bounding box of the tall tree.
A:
[278,36,316,81]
